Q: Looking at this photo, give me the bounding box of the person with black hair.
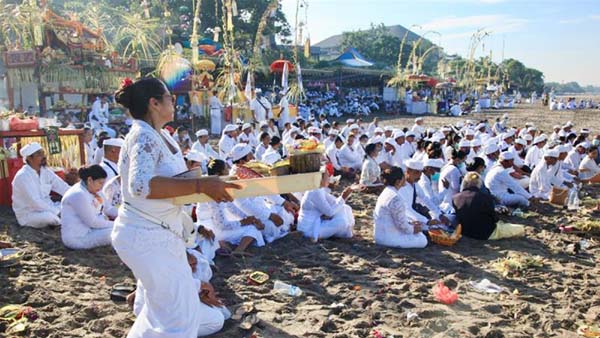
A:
[200,159,266,255]
[359,143,381,186]
[438,150,467,213]
[60,165,113,249]
[92,131,110,165]
[261,136,283,165]
[374,166,427,248]
[111,78,240,337]
[254,132,271,161]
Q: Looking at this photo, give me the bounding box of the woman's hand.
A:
[197,177,241,203]
[198,226,215,242]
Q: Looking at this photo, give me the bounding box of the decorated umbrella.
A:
[270,59,295,73]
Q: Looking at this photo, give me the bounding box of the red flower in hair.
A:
[121,77,133,89]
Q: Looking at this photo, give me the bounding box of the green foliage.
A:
[500,58,544,94]
[545,81,600,94]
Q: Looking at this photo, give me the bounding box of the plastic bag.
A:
[432,281,459,304]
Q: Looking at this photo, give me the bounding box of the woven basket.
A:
[549,187,568,206]
[289,152,321,174]
[269,164,290,176]
[429,224,462,246]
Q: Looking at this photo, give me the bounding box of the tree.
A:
[500,58,544,94]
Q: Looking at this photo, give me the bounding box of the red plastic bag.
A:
[432,281,458,305]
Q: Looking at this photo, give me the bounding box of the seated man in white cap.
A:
[482,143,500,178]
[398,159,451,226]
[525,134,547,168]
[578,147,600,183]
[340,119,355,138]
[238,123,259,150]
[418,158,449,207]
[337,134,363,173]
[229,144,296,243]
[218,124,239,162]
[12,142,70,228]
[261,136,283,166]
[191,129,220,161]
[99,138,123,182]
[565,142,588,173]
[530,149,572,199]
[485,152,533,208]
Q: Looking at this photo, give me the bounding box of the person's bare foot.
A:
[126,291,136,309]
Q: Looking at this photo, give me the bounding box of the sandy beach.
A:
[2,104,600,338]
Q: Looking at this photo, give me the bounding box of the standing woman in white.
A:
[110,78,240,338]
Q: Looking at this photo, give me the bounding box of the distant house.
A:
[313,24,424,61]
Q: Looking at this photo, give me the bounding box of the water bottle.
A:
[273,280,303,297]
[567,187,577,210]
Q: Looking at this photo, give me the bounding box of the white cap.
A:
[581,128,591,134]
[527,126,537,132]
[223,124,238,133]
[565,121,574,127]
[553,125,561,130]
[415,117,424,123]
[349,124,359,130]
[329,129,339,136]
[374,127,384,134]
[405,131,416,138]
[465,129,475,136]
[470,139,482,147]
[230,144,253,161]
[577,142,589,149]
[346,118,355,124]
[185,150,207,163]
[405,159,424,171]
[20,142,42,159]
[393,130,405,139]
[242,123,252,130]
[384,126,394,132]
[476,123,486,130]
[195,129,209,137]
[484,143,499,155]
[503,130,515,139]
[430,132,445,143]
[499,151,514,161]
[441,126,452,132]
[368,136,385,145]
[104,138,124,147]
[458,139,471,148]
[523,134,533,141]
[384,138,396,145]
[255,88,262,94]
[259,121,269,128]
[515,138,527,146]
[558,144,570,153]
[533,135,547,144]
[544,149,559,158]
[424,158,444,169]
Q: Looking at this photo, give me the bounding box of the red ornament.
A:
[121,77,134,89]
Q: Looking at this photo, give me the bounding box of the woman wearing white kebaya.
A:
[579,147,600,182]
[374,166,427,249]
[61,165,113,249]
[110,78,239,338]
[298,170,355,242]
[359,143,382,186]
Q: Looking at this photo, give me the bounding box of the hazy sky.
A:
[281,0,600,86]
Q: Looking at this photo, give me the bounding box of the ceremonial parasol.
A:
[270,59,295,73]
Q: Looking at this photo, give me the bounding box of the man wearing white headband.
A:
[192,129,220,162]
[484,151,533,208]
[529,149,571,200]
[238,123,259,150]
[218,124,239,163]
[12,142,70,228]
[524,134,547,168]
[100,138,124,182]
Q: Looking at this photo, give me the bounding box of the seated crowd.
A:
[10,85,600,335]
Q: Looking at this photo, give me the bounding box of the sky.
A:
[281,0,600,86]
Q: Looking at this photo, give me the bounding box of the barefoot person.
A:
[110,78,240,337]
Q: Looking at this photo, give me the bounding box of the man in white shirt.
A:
[238,123,259,150]
[83,127,96,166]
[565,142,588,172]
[337,134,362,171]
[89,95,116,138]
[484,152,532,208]
[191,129,220,161]
[100,138,123,182]
[529,149,571,199]
[209,90,224,135]
[411,117,426,140]
[525,135,547,168]
[218,124,239,162]
[250,89,272,123]
[12,142,70,228]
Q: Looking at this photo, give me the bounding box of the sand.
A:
[2,104,600,338]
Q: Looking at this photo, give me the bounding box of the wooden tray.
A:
[172,171,321,205]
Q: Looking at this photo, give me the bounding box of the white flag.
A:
[296,63,304,94]
[244,71,253,102]
[281,62,289,92]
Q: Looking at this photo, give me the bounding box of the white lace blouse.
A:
[116,120,188,235]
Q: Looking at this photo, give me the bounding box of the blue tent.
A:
[335,48,374,67]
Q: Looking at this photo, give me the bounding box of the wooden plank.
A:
[172,172,322,205]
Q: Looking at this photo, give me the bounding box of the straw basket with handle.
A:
[429,224,462,246]
[549,187,568,206]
